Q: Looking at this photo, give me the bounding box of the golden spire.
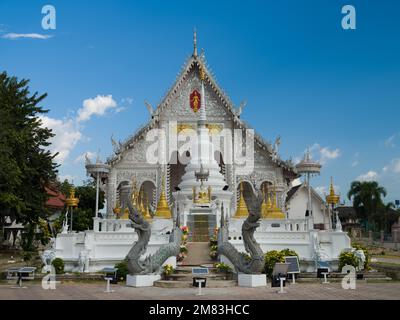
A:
[326,177,340,206]
[234,181,250,218]
[143,193,152,220]
[264,182,285,219]
[154,176,172,219]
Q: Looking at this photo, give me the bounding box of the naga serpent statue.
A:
[124,190,182,275]
[217,199,265,274]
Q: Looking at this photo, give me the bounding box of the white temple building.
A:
[53,33,351,273]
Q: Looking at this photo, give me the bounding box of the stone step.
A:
[154,280,237,288]
[183,242,214,265]
[165,273,232,281]
[174,266,218,274]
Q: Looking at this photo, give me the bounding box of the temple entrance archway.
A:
[138,180,156,210]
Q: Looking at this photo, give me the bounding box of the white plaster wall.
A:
[287,188,328,226]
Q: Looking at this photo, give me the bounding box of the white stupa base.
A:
[238,274,267,287]
[126,274,161,287]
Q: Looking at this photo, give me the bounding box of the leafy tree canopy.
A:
[0,71,58,231]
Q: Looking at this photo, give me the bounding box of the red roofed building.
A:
[45,187,66,210]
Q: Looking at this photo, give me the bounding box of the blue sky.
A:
[1,0,399,203]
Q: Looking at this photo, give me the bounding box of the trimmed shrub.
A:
[51,258,65,274]
[264,250,285,278]
[215,262,232,273]
[264,249,299,279]
[114,260,128,281]
[338,251,359,271]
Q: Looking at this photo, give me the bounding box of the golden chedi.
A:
[154,177,172,219]
[234,181,249,218]
[142,194,153,220]
[264,184,285,219]
[326,177,340,206]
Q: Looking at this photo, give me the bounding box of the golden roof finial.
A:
[234,180,250,218]
[65,186,79,207]
[193,27,198,57]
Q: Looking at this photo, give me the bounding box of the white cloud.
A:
[58,174,76,183]
[384,134,398,148]
[77,95,117,122]
[40,94,119,165]
[39,116,82,165]
[309,143,341,165]
[315,186,327,196]
[2,33,52,40]
[351,152,360,167]
[357,171,379,182]
[383,159,400,174]
[74,151,96,164]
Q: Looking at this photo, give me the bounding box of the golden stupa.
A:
[154,177,172,219]
[326,177,340,206]
[142,193,153,220]
[234,181,250,218]
[264,183,285,219]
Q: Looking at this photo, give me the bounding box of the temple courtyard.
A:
[0,281,399,300]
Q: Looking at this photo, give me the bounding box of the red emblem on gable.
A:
[190,89,201,113]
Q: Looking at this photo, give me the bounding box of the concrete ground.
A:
[0,281,399,300]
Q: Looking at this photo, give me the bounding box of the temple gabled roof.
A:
[107,35,297,176]
[286,183,327,206]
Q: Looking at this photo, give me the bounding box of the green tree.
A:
[0,71,58,250]
[347,181,387,231]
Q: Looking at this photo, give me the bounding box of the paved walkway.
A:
[0,281,399,300]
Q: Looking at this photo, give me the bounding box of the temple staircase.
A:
[153,266,237,288]
[153,242,237,288]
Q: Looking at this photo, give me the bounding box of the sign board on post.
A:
[192,267,209,288]
[284,256,300,284]
[284,256,300,274]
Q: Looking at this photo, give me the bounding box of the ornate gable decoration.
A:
[190,89,201,113]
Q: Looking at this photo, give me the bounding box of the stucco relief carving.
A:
[159,69,231,120]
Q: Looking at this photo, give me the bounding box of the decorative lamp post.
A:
[85,155,110,219]
[65,187,79,232]
[326,177,341,231]
[295,149,322,229]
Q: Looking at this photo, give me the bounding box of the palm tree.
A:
[347,181,387,231]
